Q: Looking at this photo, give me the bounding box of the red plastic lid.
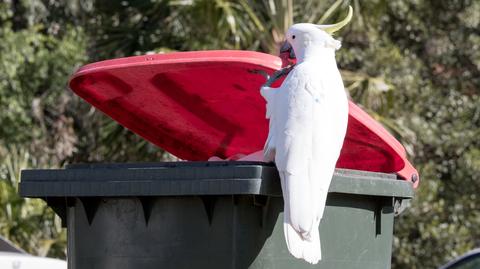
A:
[69,50,419,188]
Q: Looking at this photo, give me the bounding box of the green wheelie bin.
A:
[20,161,413,269]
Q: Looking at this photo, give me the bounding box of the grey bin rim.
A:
[19,161,413,199]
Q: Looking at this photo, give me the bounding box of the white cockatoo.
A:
[260,6,353,264]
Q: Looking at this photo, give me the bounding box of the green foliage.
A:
[0,146,66,258]
[0,1,478,268]
[0,0,86,257]
[0,25,86,145]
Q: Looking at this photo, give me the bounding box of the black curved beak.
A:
[280,41,295,59]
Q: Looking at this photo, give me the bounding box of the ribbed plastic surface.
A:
[20,162,412,198]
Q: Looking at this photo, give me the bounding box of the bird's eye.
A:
[292,35,296,39]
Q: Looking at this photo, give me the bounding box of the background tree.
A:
[0,0,478,267]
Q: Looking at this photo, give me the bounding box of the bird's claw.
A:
[249,69,270,80]
[262,65,295,87]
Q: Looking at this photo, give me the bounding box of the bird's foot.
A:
[261,65,295,87]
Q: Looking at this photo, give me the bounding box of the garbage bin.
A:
[20,161,413,269]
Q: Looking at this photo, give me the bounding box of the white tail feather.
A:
[284,222,321,264]
[279,171,322,264]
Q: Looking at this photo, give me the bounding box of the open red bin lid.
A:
[69,50,419,188]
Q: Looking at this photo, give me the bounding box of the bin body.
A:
[20,162,413,269]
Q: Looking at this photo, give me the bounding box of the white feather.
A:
[261,23,349,264]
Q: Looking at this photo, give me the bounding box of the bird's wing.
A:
[273,67,314,174]
[273,67,317,233]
